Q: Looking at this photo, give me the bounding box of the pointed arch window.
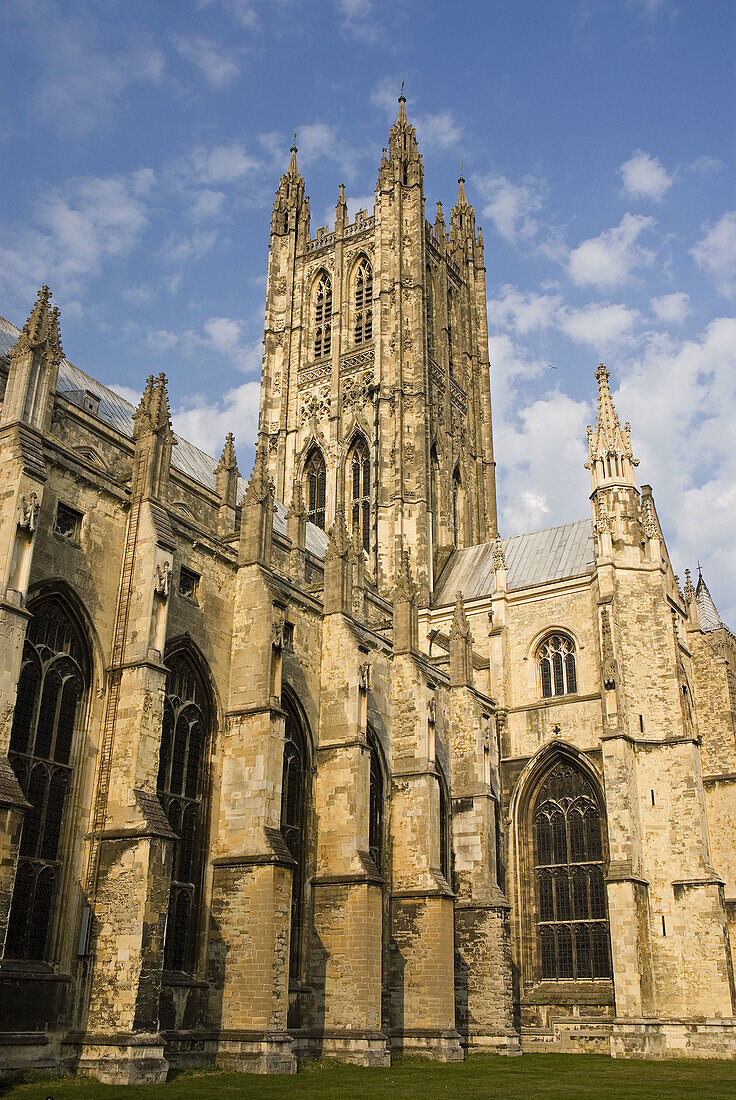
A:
[426,271,435,359]
[313,272,332,360]
[533,759,611,980]
[6,597,89,961]
[367,728,384,872]
[430,444,440,547]
[281,699,309,984]
[157,649,212,973]
[353,258,373,346]
[437,766,452,883]
[304,449,326,530]
[452,466,463,549]
[538,634,577,699]
[349,438,371,553]
[447,291,455,375]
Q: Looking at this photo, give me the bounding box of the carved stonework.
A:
[298,361,331,388]
[154,561,171,599]
[600,606,616,689]
[342,371,374,412]
[300,384,331,422]
[359,662,372,692]
[18,492,40,532]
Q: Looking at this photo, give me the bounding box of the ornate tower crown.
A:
[585,363,639,491]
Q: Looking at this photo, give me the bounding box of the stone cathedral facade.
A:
[1,98,736,1084]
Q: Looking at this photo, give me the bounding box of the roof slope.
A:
[433,518,595,605]
[695,572,727,632]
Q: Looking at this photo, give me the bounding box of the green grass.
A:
[2,1055,736,1100]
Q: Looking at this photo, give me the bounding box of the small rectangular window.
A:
[283,621,294,649]
[54,503,82,541]
[178,567,200,601]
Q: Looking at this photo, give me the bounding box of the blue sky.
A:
[1,0,735,619]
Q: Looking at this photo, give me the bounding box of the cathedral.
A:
[1,96,736,1085]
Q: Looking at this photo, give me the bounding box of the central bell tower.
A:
[258,95,498,601]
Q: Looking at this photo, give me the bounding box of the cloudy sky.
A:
[1,0,735,619]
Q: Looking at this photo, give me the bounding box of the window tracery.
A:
[539,634,577,698]
[157,649,211,973]
[313,273,332,360]
[6,597,88,961]
[304,448,326,530]
[353,258,373,346]
[281,700,308,984]
[349,438,371,553]
[426,270,435,359]
[438,767,451,883]
[533,760,611,980]
[367,728,384,872]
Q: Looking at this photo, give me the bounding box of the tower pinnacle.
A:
[585,364,638,491]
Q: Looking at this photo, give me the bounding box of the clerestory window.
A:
[313,273,332,359]
[304,449,326,530]
[539,634,577,699]
[353,258,373,346]
[349,438,371,553]
[281,699,309,985]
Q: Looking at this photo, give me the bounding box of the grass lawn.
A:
[2,1054,736,1100]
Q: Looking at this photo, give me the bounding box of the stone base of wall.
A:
[465,1030,521,1055]
[0,1032,58,1078]
[162,1030,218,1071]
[215,1031,296,1074]
[73,1032,169,1084]
[390,1028,464,1061]
[610,1018,736,1059]
[304,1030,390,1067]
[522,1019,612,1054]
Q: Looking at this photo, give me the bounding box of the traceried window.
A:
[353,258,373,345]
[534,760,611,981]
[426,270,435,359]
[6,597,89,961]
[157,649,211,973]
[367,728,384,872]
[304,449,326,530]
[447,291,455,375]
[452,467,463,548]
[281,700,309,984]
[539,634,578,699]
[438,767,451,883]
[349,438,371,553]
[313,272,332,359]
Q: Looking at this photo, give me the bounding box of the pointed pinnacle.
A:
[289,472,305,517]
[150,372,173,432]
[326,508,351,561]
[217,431,239,474]
[13,285,63,360]
[244,433,274,505]
[450,590,472,641]
[394,548,416,603]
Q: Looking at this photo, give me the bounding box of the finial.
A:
[399,79,405,102]
[459,162,464,180]
[291,131,297,152]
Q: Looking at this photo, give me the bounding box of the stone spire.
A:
[695,568,728,632]
[130,372,176,500]
[10,285,63,362]
[450,165,476,248]
[287,132,299,179]
[449,590,474,687]
[244,433,273,506]
[336,182,348,231]
[271,133,308,238]
[132,373,174,440]
[586,364,639,492]
[434,200,446,243]
[393,549,419,655]
[384,87,422,185]
[215,432,240,528]
[239,434,274,566]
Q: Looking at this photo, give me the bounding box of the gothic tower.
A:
[259,95,498,601]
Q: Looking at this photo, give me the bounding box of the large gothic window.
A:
[281,699,309,985]
[313,272,332,360]
[353,258,373,345]
[157,649,211,973]
[6,597,89,961]
[539,634,577,699]
[349,438,371,553]
[304,448,326,530]
[447,291,455,375]
[367,728,384,872]
[533,760,611,981]
[452,467,463,548]
[426,270,435,359]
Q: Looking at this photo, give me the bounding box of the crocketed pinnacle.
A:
[133,372,174,439]
[586,363,638,477]
[11,285,63,362]
[288,472,305,518]
[434,201,446,239]
[216,432,239,475]
[288,132,299,178]
[449,590,473,641]
[336,182,347,217]
[325,508,351,561]
[244,433,274,505]
[456,165,469,207]
[394,549,416,603]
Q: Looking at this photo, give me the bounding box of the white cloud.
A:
[172,34,240,88]
[0,169,152,305]
[173,381,261,461]
[650,292,690,324]
[370,76,401,117]
[619,150,672,201]
[415,111,461,151]
[335,0,379,41]
[487,285,562,335]
[561,302,640,348]
[690,155,722,175]
[294,122,361,180]
[691,211,736,298]
[191,190,226,220]
[475,172,563,259]
[568,213,655,289]
[190,143,260,184]
[161,229,219,266]
[147,316,261,373]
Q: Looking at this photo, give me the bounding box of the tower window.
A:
[533,759,611,980]
[353,258,373,346]
[452,467,463,548]
[157,649,211,973]
[313,273,332,360]
[438,768,451,883]
[281,699,309,985]
[447,291,455,375]
[426,270,435,359]
[6,597,89,961]
[54,503,82,542]
[178,567,200,602]
[367,728,384,872]
[349,438,371,553]
[304,449,326,530]
[539,634,577,698]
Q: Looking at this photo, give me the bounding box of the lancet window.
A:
[426,271,435,359]
[157,649,211,973]
[281,699,309,984]
[367,728,384,872]
[438,767,451,882]
[353,258,373,345]
[313,273,332,359]
[304,449,326,530]
[349,438,371,553]
[6,597,89,961]
[533,760,611,980]
[539,634,577,698]
[452,467,463,548]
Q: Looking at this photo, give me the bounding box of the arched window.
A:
[447,291,455,375]
[426,270,435,359]
[281,699,309,985]
[533,759,611,980]
[430,444,440,547]
[313,272,332,360]
[157,649,212,973]
[6,596,89,961]
[367,728,384,872]
[438,767,451,883]
[452,466,463,549]
[349,437,371,553]
[538,634,578,698]
[304,448,326,530]
[353,258,373,345]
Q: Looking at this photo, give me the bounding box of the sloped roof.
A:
[695,572,727,632]
[433,519,595,605]
[0,313,330,557]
